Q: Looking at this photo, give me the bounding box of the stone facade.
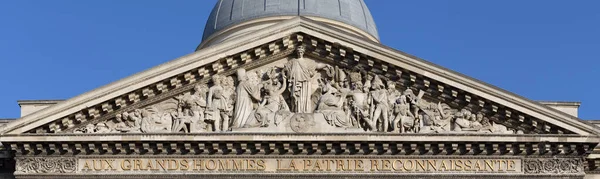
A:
[1,1,599,179]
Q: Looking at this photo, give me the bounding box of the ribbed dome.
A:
[199,0,379,49]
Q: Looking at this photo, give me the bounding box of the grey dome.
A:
[202,0,379,42]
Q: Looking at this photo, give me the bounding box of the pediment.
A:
[1,17,598,137]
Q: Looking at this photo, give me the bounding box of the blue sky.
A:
[0,0,599,119]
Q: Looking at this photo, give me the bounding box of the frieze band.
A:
[77,158,521,174]
[13,157,586,175]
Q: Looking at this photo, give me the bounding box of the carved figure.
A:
[140,107,172,133]
[173,84,209,133]
[454,109,477,132]
[369,75,390,132]
[127,110,143,132]
[94,122,111,133]
[192,84,210,132]
[110,110,142,133]
[207,75,231,132]
[232,69,262,129]
[283,46,329,113]
[363,74,373,93]
[492,122,514,134]
[435,103,454,131]
[399,89,424,132]
[385,81,402,132]
[252,70,289,127]
[479,115,514,134]
[284,46,315,113]
[112,113,128,132]
[171,109,194,133]
[316,83,349,128]
[469,113,483,131]
[418,102,453,133]
[223,76,236,122]
[347,72,372,129]
[84,124,95,133]
[386,81,401,112]
[472,113,492,133]
[393,94,416,133]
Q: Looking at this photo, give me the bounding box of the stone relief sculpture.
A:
[392,91,416,133]
[283,46,330,113]
[252,68,290,127]
[173,84,209,133]
[76,46,516,134]
[232,69,262,129]
[116,109,143,133]
[141,106,174,133]
[316,82,349,128]
[16,157,76,174]
[347,72,373,130]
[207,75,231,132]
[369,75,389,132]
[289,113,316,133]
[524,158,583,174]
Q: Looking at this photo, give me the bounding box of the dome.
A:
[198,0,379,49]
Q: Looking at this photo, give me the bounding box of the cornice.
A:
[538,101,582,107]
[17,100,64,105]
[1,133,598,143]
[4,137,595,157]
[12,174,587,179]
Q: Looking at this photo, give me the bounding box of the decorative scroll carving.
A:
[524,158,584,174]
[73,46,518,134]
[16,157,76,174]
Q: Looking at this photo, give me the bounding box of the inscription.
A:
[78,158,522,174]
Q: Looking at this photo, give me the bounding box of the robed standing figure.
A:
[232,69,262,128]
[284,46,328,113]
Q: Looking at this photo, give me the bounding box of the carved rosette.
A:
[524,158,583,174]
[16,157,76,174]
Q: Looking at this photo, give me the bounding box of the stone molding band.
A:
[6,141,594,156]
[11,176,587,179]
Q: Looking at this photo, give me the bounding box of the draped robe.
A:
[232,80,260,128]
[285,58,315,113]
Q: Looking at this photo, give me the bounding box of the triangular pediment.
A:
[1,17,598,137]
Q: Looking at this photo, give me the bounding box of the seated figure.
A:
[316,83,349,128]
[453,109,474,132]
[251,75,289,127]
[140,107,173,133]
